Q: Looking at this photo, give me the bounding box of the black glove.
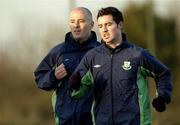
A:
[152,96,166,112]
[68,71,81,90]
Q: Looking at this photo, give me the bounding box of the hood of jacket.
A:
[61,31,99,53]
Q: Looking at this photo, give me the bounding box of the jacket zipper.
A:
[110,54,114,125]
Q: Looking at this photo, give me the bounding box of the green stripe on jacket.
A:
[137,66,154,125]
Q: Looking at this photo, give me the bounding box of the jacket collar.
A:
[62,31,98,52]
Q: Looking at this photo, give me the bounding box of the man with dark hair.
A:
[34,7,100,125]
[69,7,172,125]
[97,6,124,24]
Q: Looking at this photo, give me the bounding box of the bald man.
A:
[34,7,100,125]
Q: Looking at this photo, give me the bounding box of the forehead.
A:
[69,10,87,20]
[97,15,114,24]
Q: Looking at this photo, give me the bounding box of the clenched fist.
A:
[54,64,68,80]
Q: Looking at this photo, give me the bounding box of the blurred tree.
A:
[0,14,66,125]
[123,3,147,48]
[124,2,156,54]
[123,1,176,67]
[155,16,176,68]
[146,0,156,55]
[173,2,180,114]
[175,2,180,83]
[123,2,178,125]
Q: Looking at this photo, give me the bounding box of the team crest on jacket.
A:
[122,61,132,70]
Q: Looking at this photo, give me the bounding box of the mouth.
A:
[74,29,81,35]
[103,33,110,39]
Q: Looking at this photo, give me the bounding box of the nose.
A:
[74,21,80,28]
[102,25,108,32]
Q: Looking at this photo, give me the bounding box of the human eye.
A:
[98,24,102,28]
[107,22,112,26]
[70,20,75,23]
[79,19,85,23]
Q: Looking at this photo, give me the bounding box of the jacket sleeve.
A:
[68,54,93,99]
[140,50,172,104]
[34,49,60,91]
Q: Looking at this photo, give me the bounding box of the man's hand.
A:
[54,64,68,80]
[152,96,166,112]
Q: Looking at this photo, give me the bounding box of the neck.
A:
[107,42,121,49]
[79,33,92,44]
[108,34,123,49]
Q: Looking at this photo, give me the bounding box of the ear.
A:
[89,21,94,29]
[118,21,123,30]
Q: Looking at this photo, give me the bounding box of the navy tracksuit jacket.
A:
[69,34,172,125]
[34,31,100,125]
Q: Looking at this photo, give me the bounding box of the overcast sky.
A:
[0,0,177,44]
[0,0,178,65]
